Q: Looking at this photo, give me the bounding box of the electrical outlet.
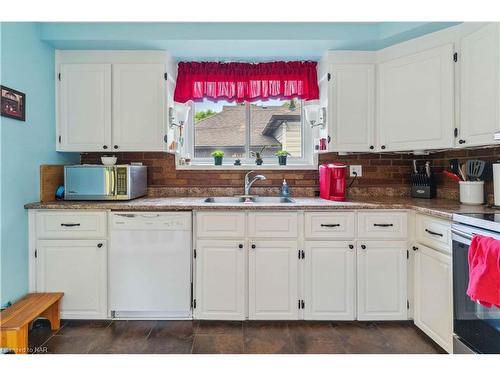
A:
[349,165,362,177]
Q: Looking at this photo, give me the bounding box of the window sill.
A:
[175,164,318,170]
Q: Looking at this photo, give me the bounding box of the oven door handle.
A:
[451,228,474,241]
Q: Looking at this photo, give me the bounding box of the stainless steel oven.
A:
[452,214,500,354]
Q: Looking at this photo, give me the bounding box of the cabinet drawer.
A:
[357,211,407,239]
[36,211,107,239]
[305,212,355,239]
[416,214,451,253]
[196,211,245,238]
[248,212,298,238]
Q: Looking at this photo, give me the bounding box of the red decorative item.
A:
[319,163,347,201]
[174,61,319,103]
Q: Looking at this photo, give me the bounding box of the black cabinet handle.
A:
[114,145,119,149]
[459,139,466,144]
[425,229,443,237]
[361,245,366,250]
[373,223,394,227]
[251,244,256,249]
[61,223,80,227]
[349,244,354,250]
[369,145,374,150]
[103,145,108,150]
[97,243,103,248]
[238,244,243,249]
[412,246,419,251]
[321,224,340,227]
[381,145,386,150]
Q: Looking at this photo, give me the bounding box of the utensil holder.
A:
[410,173,436,199]
[459,181,484,205]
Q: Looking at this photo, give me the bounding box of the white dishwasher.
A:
[110,211,192,319]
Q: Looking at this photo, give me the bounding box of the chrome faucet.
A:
[244,170,266,196]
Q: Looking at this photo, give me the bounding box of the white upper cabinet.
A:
[378,44,455,152]
[58,64,112,152]
[56,51,173,152]
[112,64,166,151]
[458,23,500,147]
[329,63,375,152]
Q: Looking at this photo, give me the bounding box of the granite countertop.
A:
[24,196,497,219]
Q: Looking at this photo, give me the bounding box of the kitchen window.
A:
[182,98,314,168]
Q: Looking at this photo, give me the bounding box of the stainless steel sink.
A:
[203,197,246,203]
[203,196,295,204]
[250,197,295,203]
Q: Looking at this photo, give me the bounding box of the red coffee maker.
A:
[319,163,347,201]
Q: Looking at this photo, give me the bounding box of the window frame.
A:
[182,99,315,169]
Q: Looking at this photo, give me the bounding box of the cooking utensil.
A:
[450,159,460,175]
[443,170,461,183]
[466,159,485,181]
[413,160,418,174]
[459,163,467,181]
[425,161,431,178]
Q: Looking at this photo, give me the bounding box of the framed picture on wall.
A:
[1,85,26,121]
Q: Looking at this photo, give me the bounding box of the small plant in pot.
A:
[276,150,291,166]
[251,146,266,166]
[211,150,224,165]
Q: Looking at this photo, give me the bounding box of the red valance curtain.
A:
[174,61,319,103]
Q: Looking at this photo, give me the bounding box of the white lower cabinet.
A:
[36,239,108,319]
[304,241,356,320]
[194,240,246,320]
[414,244,453,352]
[357,241,408,320]
[248,240,299,320]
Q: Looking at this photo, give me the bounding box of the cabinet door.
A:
[248,240,299,320]
[195,240,246,320]
[329,64,375,152]
[36,240,107,319]
[304,241,356,320]
[378,44,454,152]
[459,23,500,147]
[58,64,112,151]
[112,64,166,151]
[357,241,407,320]
[414,244,453,352]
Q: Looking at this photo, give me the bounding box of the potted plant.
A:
[211,150,224,165]
[276,150,291,166]
[251,146,266,165]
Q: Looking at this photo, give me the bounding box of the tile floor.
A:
[27,319,446,354]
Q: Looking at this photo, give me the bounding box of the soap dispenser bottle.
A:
[281,179,290,198]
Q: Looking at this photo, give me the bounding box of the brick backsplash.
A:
[80,152,319,197]
[81,146,500,200]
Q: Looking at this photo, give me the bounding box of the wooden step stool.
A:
[1,293,63,354]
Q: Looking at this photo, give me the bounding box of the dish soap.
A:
[281,179,290,198]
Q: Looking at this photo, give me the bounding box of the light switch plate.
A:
[349,165,362,177]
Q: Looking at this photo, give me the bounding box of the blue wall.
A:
[0,22,78,307]
[39,22,460,60]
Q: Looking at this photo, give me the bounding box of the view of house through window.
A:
[193,98,303,161]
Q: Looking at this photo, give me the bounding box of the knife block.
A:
[410,173,436,199]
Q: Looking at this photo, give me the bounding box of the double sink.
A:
[203,196,295,204]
